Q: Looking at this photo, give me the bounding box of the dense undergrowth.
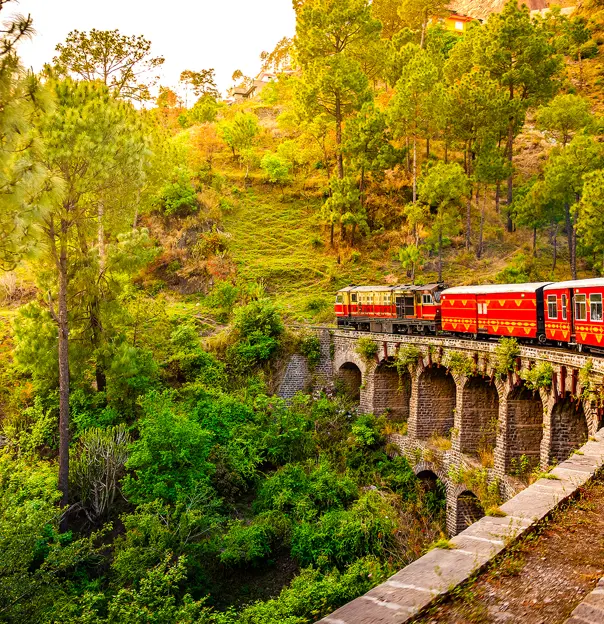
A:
[0,295,446,623]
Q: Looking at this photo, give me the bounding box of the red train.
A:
[335,278,604,351]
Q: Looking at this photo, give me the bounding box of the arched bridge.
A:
[332,330,604,535]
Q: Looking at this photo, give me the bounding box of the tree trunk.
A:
[335,93,344,180]
[359,167,365,207]
[564,201,576,278]
[438,229,443,282]
[405,137,410,173]
[477,186,486,259]
[552,221,558,271]
[533,226,537,257]
[506,123,514,233]
[350,222,356,246]
[57,221,70,528]
[330,222,334,247]
[426,137,430,159]
[495,180,501,214]
[466,187,472,250]
[412,135,417,203]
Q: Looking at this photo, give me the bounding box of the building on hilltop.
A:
[230,69,295,103]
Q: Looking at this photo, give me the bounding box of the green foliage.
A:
[445,351,475,377]
[155,167,199,216]
[261,153,292,187]
[122,392,215,504]
[220,512,290,567]
[254,461,358,522]
[493,337,520,375]
[299,333,322,368]
[219,112,259,156]
[394,345,421,373]
[520,361,553,391]
[291,491,398,568]
[355,336,378,362]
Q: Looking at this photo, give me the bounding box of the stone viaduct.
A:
[280,329,604,536]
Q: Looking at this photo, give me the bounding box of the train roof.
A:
[337,283,441,293]
[544,278,604,290]
[443,282,552,295]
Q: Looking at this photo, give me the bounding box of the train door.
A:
[395,293,415,318]
[477,295,489,334]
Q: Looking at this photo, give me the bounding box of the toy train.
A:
[334,279,604,352]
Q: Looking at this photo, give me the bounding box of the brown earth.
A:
[413,477,604,623]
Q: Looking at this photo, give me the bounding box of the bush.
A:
[521,361,553,391]
[155,167,199,216]
[299,334,322,369]
[254,461,357,521]
[494,337,520,375]
[290,491,398,568]
[70,425,131,522]
[219,512,290,567]
[122,392,215,504]
[355,337,378,362]
[234,299,284,339]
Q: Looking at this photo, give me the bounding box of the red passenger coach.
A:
[441,283,550,342]
[544,279,604,350]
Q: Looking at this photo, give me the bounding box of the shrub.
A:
[445,351,475,377]
[219,512,290,567]
[155,167,199,216]
[494,337,520,375]
[122,392,215,504]
[299,334,322,369]
[395,345,421,371]
[70,425,131,522]
[355,337,378,362]
[520,361,553,391]
[254,461,357,521]
[234,299,284,340]
[290,491,398,568]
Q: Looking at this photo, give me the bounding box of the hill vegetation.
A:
[2,0,604,621]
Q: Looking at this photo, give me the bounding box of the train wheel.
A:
[578,343,584,353]
[538,333,547,345]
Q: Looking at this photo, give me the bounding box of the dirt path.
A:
[414,478,604,623]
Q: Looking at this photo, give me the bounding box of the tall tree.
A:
[578,170,604,274]
[388,45,441,202]
[179,69,219,101]
[536,93,593,146]
[53,29,165,102]
[444,69,508,249]
[398,0,449,48]
[418,162,468,281]
[0,1,51,271]
[35,80,149,518]
[294,0,381,179]
[543,134,604,279]
[457,1,561,231]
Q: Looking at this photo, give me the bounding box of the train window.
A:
[422,294,434,305]
[575,294,587,321]
[336,295,343,303]
[434,292,442,303]
[561,294,567,320]
[547,295,558,319]
[591,294,603,322]
[351,294,357,303]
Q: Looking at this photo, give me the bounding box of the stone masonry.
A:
[280,329,603,536]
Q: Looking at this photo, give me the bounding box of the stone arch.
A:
[459,376,499,457]
[337,362,362,403]
[505,382,544,473]
[455,490,485,534]
[550,397,588,464]
[372,359,410,422]
[416,365,457,439]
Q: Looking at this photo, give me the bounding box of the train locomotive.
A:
[335,278,604,352]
